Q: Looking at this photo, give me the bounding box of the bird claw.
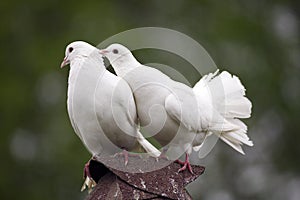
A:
[114,149,141,166]
[81,177,97,193]
[177,160,193,174]
[176,153,193,174]
[81,160,97,192]
[113,149,129,165]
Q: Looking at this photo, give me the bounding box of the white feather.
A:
[65,41,160,157]
[136,131,161,157]
[193,70,253,154]
[101,43,253,160]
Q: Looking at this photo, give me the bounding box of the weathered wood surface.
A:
[85,154,205,200]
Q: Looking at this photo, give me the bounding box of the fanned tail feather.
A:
[219,118,253,154]
[193,70,253,154]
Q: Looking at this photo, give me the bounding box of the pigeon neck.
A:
[112,56,140,77]
[71,54,106,71]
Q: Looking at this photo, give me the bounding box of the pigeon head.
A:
[100,44,138,65]
[61,41,99,68]
[100,43,140,76]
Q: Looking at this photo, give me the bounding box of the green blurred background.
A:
[1,0,300,199]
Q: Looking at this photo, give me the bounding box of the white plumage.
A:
[193,70,253,155]
[61,41,160,158]
[100,43,253,172]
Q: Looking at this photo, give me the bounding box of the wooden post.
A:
[84,154,205,200]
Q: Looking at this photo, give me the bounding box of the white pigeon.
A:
[100,43,253,173]
[60,41,160,179]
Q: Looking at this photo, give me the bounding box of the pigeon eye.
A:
[68,47,74,53]
[112,49,119,54]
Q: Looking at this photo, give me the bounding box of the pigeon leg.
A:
[83,160,92,179]
[113,149,129,165]
[156,148,168,162]
[81,159,97,192]
[176,153,193,174]
[114,149,141,166]
[122,149,129,166]
[83,156,97,179]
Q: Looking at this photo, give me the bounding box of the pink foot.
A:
[83,161,92,179]
[176,153,193,174]
[114,149,141,166]
[122,149,129,166]
[81,159,97,192]
[114,149,130,165]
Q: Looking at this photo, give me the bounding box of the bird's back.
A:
[121,65,199,146]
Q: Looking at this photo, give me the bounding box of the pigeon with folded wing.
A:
[60,41,160,189]
[100,43,253,173]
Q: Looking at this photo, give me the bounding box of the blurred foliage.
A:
[1,0,300,199]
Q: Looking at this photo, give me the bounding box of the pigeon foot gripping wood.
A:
[176,153,193,174]
[100,43,253,173]
[81,158,97,192]
[113,149,141,166]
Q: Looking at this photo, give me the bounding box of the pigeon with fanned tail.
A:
[100,43,253,173]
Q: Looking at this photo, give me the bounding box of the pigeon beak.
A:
[60,57,70,68]
[99,49,109,56]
